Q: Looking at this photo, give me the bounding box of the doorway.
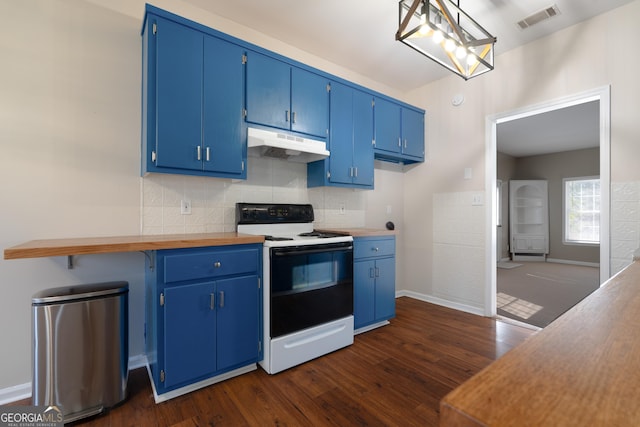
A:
[484,86,611,319]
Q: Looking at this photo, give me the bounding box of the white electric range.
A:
[236,203,354,374]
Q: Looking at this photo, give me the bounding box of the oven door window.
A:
[270,242,353,338]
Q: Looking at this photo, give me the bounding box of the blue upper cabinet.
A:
[142,5,423,182]
[245,51,329,139]
[400,107,425,160]
[142,14,246,179]
[245,52,290,131]
[308,82,373,188]
[154,17,203,172]
[373,97,401,155]
[374,97,425,164]
[290,68,330,137]
[203,36,245,175]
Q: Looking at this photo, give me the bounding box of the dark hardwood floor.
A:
[17,297,535,426]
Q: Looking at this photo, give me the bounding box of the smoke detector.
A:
[517,5,561,30]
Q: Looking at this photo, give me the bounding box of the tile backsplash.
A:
[141,156,366,235]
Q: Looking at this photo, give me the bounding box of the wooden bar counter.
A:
[440,261,640,426]
[4,232,264,260]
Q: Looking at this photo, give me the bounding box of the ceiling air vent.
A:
[517,5,561,30]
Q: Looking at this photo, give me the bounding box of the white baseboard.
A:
[546,258,599,268]
[0,353,148,405]
[146,362,256,404]
[396,290,485,317]
[354,320,389,335]
[512,254,546,262]
[0,382,31,406]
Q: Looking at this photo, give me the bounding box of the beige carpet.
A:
[497,262,600,328]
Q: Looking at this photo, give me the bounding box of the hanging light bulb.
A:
[467,53,478,66]
[444,38,456,52]
[432,29,444,44]
[456,45,467,59]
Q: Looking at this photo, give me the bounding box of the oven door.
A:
[269,241,353,338]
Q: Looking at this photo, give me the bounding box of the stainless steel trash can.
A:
[32,281,129,423]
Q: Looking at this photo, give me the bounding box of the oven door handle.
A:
[272,244,353,257]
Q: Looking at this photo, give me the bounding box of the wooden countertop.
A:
[4,233,265,260]
[440,261,640,426]
[317,228,396,237]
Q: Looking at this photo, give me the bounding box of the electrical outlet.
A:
[339,203,346,215]
[181,199,192,215]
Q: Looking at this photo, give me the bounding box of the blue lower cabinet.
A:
[353,236,396,330]
[145,244,262,400]
[163,281,217,388]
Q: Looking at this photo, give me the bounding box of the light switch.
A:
[472,194,484,206]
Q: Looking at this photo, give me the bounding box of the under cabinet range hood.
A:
[247,127,329,163]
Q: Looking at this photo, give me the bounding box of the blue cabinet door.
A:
[155,17,203,170]
[374,257,396,321]
[354,260,376,329]
[164,282,217,388]
[401,108,425,159]
[352,89,374,187]
[245,52,290,130]
[245,52,328,138]
[374,97,401,154]
[353,236,396,330]
[320,82,373,188]
[291,68,329,138]
[216,275,259,371]
[328,82,354,185]
[203,36,245,175]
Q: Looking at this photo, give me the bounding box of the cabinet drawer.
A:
[163,247,259,283]
[354,237,395,259]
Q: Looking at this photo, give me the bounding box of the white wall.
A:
[402,0,640,312]
[0,0,407,395]
[0,0,142,393]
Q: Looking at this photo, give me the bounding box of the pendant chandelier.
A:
[396,0,496,80]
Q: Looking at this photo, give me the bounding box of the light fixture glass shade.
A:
[396,0,496,80]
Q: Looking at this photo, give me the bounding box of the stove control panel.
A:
[236,203,314,224]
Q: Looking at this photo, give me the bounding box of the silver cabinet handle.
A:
[375,267,380,277]
[398,137,401,147]
[196,145,201,161]
[286,110,290,122]
[354,167,358,178]
[214,261,221,268]
[219,291,225,308]
[210,293,215,310]
[292,111,296,123]
[205,146,210,162]
[369,267,375,278]
[404,139,407,148]
[373,247,379,252]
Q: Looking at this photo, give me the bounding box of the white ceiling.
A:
[182,0,624,156]
[184,0,634,92]
[497,100,600,157]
